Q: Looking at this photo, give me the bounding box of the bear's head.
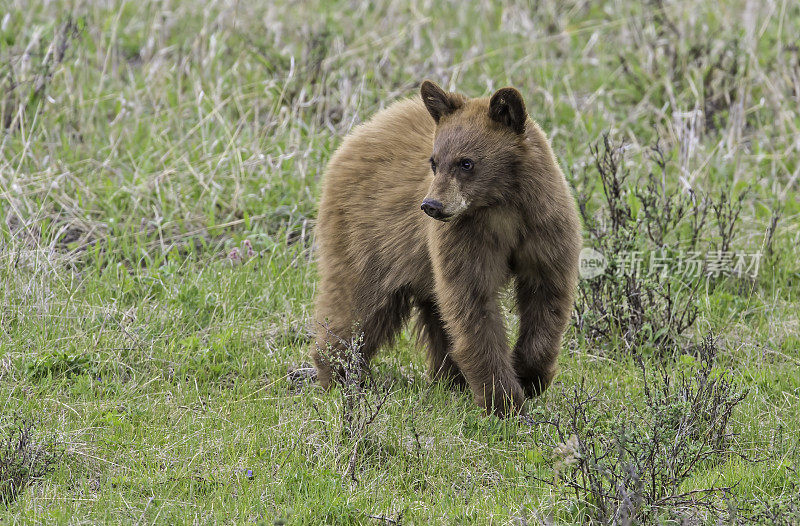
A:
[419,80,529,222]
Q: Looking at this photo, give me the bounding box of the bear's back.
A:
[316,97,437,292]
[323,97,434,189]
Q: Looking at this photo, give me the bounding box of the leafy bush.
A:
[743,491,800,525]
[574,135,749,355]
[529,336,748,523]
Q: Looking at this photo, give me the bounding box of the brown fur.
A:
[312,80,581,417]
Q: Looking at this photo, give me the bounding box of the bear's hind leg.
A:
[312,278,363,388]
[416,300,466,387]
[313,288,411,387]
[312,316,360,389]
[359,287,413,365]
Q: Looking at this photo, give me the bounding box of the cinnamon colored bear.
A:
[312,80,581,417]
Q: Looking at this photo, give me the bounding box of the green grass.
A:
[1,0,799,523]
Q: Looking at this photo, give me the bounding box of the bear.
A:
[311,80,581,417]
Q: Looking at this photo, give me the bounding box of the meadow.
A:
[0,0,798,523]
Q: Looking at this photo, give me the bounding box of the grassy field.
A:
[1,0,799,523]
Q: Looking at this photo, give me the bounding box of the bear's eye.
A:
[459,158,474,172]
[429,157,437,174]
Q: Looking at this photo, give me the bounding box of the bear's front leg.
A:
[431,245,525,417]
[512,274,573,397]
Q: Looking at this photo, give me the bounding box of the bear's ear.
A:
[420,80,461,123]
[489,87,527,134]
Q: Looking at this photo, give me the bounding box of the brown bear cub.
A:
[312,80,581,417]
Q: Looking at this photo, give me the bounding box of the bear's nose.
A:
[421,199,444,219]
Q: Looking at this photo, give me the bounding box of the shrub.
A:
[529,336,749,523]
[313,326,393,484]
[0,415,61,506]
[574,135,748,356]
